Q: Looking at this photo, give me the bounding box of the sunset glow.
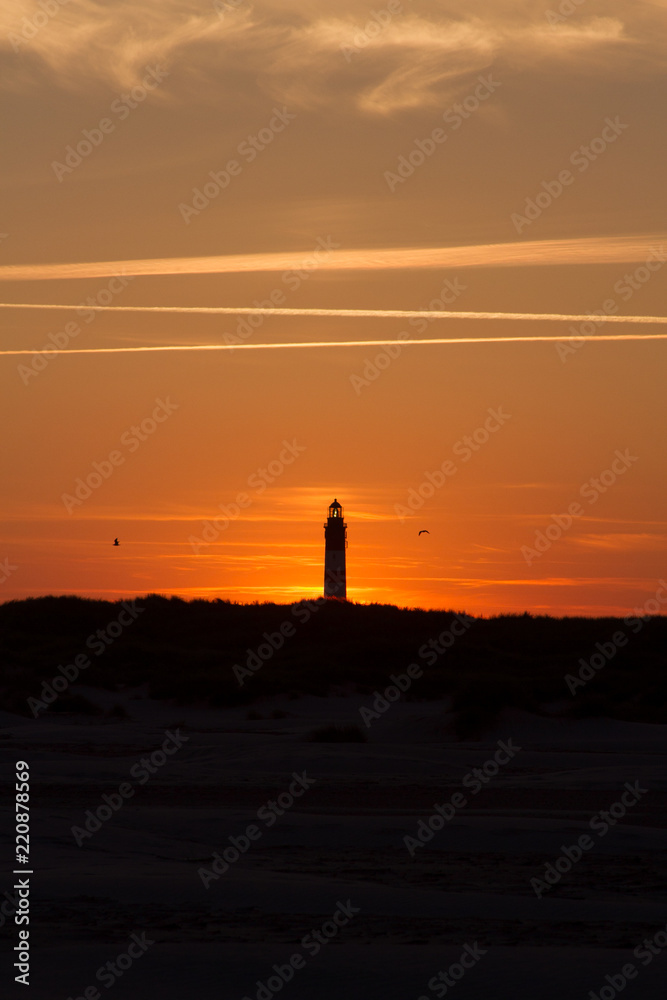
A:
[2,0,666,616]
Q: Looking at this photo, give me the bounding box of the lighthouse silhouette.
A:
[323,499,347,599]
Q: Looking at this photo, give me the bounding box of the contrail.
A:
[3,304,667,357]
[2,334,667,357]
[2,302,667,323]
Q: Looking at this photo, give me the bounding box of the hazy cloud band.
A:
[1,235,665,282]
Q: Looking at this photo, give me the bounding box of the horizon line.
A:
[2,592,661,619]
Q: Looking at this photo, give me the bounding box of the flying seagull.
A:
[418,530,430,535]
[113,538,120,546]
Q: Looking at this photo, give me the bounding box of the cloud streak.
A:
[1,235,664,282]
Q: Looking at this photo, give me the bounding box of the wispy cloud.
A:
[272,15,500,114]
[1,0,662,112]
[573,532,666,550]
[275,12,629,113]
[0,0,257,92]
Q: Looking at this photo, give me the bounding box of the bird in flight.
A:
[113,538,120,546]
[418,530,430,536]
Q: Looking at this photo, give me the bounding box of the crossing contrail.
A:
[2,304,667,356]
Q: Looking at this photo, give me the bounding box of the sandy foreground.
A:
[1,690,666,999]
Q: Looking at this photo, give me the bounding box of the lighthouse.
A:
[323,499,347,599]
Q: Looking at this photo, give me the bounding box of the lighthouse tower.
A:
[323,499,347,599]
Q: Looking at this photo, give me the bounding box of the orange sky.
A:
[1,0,666,615]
